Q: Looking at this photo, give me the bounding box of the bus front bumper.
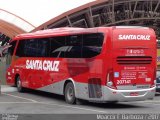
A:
[103,86,156,102]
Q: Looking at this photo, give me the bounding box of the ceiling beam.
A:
[0,20,26,39]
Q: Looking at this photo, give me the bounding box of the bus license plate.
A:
[130,92,139,96]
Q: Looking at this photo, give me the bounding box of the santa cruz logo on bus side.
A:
[26,60,60,72]
[118,35,151,40]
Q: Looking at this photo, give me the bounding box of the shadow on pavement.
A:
[24,88,65,102]
[83,102,149,109]
[23,88,149,109]
[155,92,160,96]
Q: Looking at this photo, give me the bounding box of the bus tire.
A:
[64,82,76,104]
[16,76,24,92]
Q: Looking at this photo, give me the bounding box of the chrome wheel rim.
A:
[67,87,74,101]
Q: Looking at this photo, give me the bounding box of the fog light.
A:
[107,81,113,86]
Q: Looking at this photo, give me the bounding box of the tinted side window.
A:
[65,35,82,58]
[37,39,49,57]
[50,36,66,57]
[82,33,104,58]
[14,33,103,59]
[24,39,38,57]
[16,40,25,57]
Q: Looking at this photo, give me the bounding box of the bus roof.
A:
[13,26,152,40]
[14,27,102,40]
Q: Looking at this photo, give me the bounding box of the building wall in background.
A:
[0,58,6,85]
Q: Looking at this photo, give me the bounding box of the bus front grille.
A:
[117,56,152,65]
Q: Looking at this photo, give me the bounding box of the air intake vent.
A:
[117,56,152,65]
[88,78,102,98]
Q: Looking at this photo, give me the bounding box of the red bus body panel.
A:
[112,27,156,89]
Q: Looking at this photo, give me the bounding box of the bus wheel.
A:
[16,76,24,92]
[64,82,76,104]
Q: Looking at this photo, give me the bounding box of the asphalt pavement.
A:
[0,85,160,114]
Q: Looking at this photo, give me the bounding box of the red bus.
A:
[6,26,156,104]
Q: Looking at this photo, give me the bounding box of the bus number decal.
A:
[117,80,131,85]
[26,60,60,72]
